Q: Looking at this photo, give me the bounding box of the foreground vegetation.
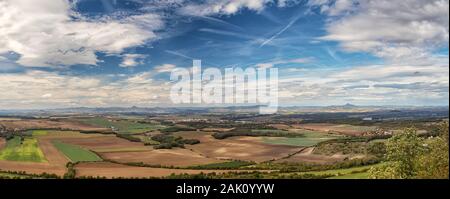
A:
[369,122,449,179]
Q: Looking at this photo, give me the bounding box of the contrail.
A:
[198,16,244,31]
[199,28,256,40]
[259,13,303,48]
[165,50,220,67]
[165,50,197,60]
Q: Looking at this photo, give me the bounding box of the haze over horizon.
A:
[1,0,449,109]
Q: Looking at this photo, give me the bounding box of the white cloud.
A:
[277,0,304,7]
[154,64,177,73]
[316,0,449,62]
[120,54,147,67]
[0,0,164,68]
[178,0,271,16]
[277,61,449,105]
[0,61,448,109]
[0,70,171,109]
[41,93,52,98]
[257,57,314,68]
[126,72,154,85]
[295,0,449,105]
[308,0,357,16]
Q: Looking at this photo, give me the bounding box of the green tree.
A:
[415,122,449,179]
[369,122,449,179]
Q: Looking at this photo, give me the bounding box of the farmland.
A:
[52,141,102,162]
[262,130,341,147]
[292,123,378,136]
[0,137,46,162]
[76,117,166,134]
[0,107,448,179]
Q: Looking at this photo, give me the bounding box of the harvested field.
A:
[0,119,109,132]
[100,148,224,167]
[75,162,240,178]
[56,135,150,152]
[0,118,22,121]
[76,117,166,134]
[174,131,302,162]
[0,160,67,176]
[292,123,377,136]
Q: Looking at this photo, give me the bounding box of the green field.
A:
[0,136,47,162]
[52,141,102,162]
[262,130,341,147]
[31,130,48,136]
[327,172,370,179]
[251,129,289,133]
[78,117,166,134]
[302,164,381,179]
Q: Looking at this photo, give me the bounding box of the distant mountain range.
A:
[0,104,448,117]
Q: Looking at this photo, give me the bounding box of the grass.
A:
[32,130,48,136]
[77,117,166,134]
[0,136,47,162]
[251,129,288,133]
[133,135,160,145]
[298,163,383,179]
[262,130,342,147]
[52,141,102,162]
[327,172,371,179]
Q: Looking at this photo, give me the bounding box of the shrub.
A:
[116,134,141,142]
[182,139,200,145]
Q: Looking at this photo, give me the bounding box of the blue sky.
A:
[0,0,448,109]
[70,0,379,76]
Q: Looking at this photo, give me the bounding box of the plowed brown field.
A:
[100,148,224,167]
[75,162,244,178]
[174,131,302,162]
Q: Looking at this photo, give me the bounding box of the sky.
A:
[0,0,449,109]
